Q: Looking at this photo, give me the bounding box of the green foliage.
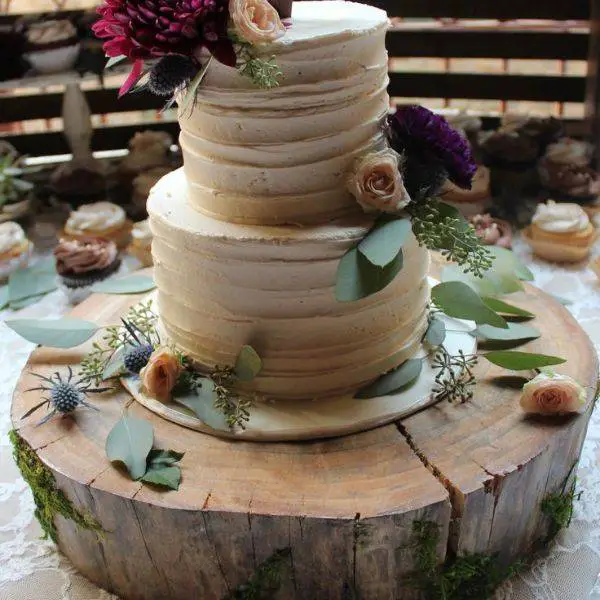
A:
[541,464,581,542]
[106,416,154,480]
[356,358,423,399]
[236,42,283,89]
[407,198,493,277]
[9,430,102,542]
[226,548,291,600]
[212,366,253,430]
[483,351,566,371]
[80,300,157,384]
[433,347,478,403]
[0,153,34,208]
[6,318,99,349]
[234,345,263,382]
[410,520,522,600]
[357,218,412,268]
[91,274,156,294]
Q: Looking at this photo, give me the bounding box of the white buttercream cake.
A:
[148,1,431,400]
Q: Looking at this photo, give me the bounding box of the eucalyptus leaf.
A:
[141,465,181,490]
[0,286,8,310]
[9,294,46,310]
[234,345,262,381]
[475,323,540,350]
[11,178,34,192]
[487,246,534,281]
[481,296,535,319]
[356,358,423,399]
[9,268,57,303]
[483,351,566,371]
[335,248,403,302]
[424,317,446,347]
[431,282,507,329]
[105,416,153,480]
[357,218,411,268]
[106,55,127,69]
[173,379,230,431]
[5,318,99,348]
[147,449,185,467]
[103,346,128,380]
[441,264,523,297]
[92,274,156,294]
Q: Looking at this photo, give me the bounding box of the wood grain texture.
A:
[10,268,598,599]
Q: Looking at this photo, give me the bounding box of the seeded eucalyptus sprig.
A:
[232,34,283,89]
[407,197,493,277]
[432,347,478,403]
[211,366,252,430]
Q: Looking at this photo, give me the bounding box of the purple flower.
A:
[388,105,477,190]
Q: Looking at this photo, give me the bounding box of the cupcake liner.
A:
[523,226,597,263]
[0,242,34,281]
[59,259,123,305]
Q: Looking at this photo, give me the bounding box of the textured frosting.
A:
[148,170,430,400]
[65,202,126,234]
[0,221,25,254]
[532,201,590,233]
[178,1,390,225]
[54,238,118,275]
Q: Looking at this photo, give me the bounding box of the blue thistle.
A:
[120,318,158,375]
[23,367,111,426]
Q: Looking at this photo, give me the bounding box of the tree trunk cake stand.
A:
[10,267,598,600]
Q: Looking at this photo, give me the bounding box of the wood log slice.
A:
[10,271,598,600]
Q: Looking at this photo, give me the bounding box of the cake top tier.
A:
[273,1,389,47]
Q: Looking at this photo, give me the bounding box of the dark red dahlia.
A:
[388,105,477,190]
[92,0,235,94]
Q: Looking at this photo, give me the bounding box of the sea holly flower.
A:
[388,105,477,190]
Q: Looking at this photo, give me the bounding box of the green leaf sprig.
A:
[106,415,184,490]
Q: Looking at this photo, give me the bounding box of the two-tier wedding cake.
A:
[148,2,431,401]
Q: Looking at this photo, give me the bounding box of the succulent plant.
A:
[0,153,34,209]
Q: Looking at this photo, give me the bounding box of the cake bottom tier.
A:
[148,169,430,400]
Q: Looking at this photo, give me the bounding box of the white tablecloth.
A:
[0,238,599,600]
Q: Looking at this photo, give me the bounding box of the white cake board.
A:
[122,311,477,443]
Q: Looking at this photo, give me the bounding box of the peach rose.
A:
[140,347,182,402]
[229,0,286,45]
[347,149,411,214]
[520,370,586,415]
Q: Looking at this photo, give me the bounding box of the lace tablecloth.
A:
[0,238,599,600]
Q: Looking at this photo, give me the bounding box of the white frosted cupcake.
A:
[0,221,33,280]
[62,202,132,250]
[524,200,596,263]
[127,219,153,267]
[24,20,80,74]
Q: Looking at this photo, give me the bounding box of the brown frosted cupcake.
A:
[524,200,597,263]
[439,165,492,216]
[127,219,153,267]
[62,201,132,250]
[55,238,121,303]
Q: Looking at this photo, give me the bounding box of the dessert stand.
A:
[10,269,598,600]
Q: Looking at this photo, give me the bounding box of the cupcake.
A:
[0,221,33,280]
[439,165,492,217]
[128,219,153,267]
[132,166,173,210]
[469,214,513,249]
[62,202,132,250]
[24,20,80,74]
[498,114,562,152]
[523,200,596,263]
[119,131,174,179]
[538,138,599,204]
[54,238,121,304]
